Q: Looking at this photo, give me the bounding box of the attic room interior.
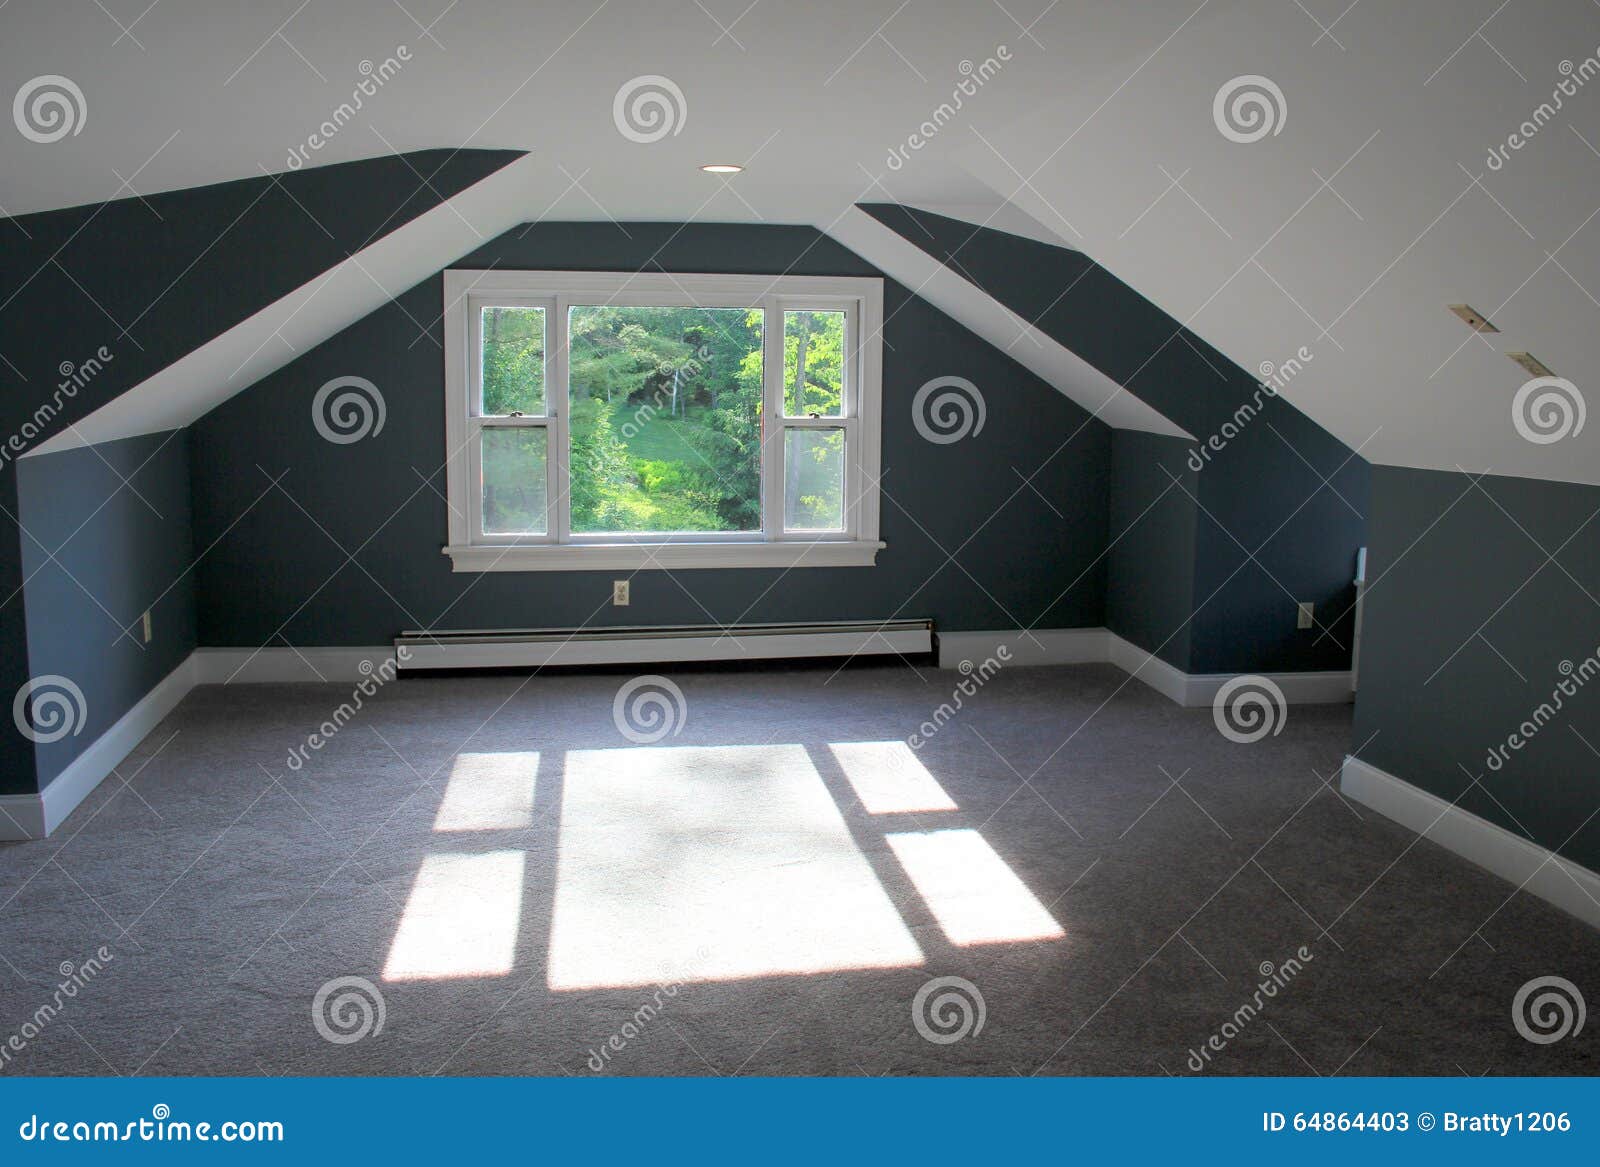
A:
[1,0,1597,1104]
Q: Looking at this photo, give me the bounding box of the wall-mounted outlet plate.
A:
[141,610,153,643]
[1296,601,1314,630]
[612,580,630,606]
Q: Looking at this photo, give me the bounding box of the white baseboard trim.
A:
[2,647,398,841]
[939,627,1353,708]
[1186,669,1355,706]
[4,632,1349,841]
[1108,632,1354,707]
[192,646,399,684]
[0,794,46,840]
[1341,754,1600,931]
[1105,632,1192,704]
[0,655,198,842]
[936,628,1109,670]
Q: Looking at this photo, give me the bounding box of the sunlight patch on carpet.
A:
[547,744,923,989]
[383,850,526,981]
[887,828,1064,946]
[434,751,540,832]
[828,740,958,814]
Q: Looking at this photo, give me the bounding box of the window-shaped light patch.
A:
[827,741,957,815]
[434,752,539,832]
[886,829,1064,947]
[547,745,922,989]
[382,851,526,981]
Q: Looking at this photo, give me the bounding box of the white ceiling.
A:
[950,0,1600,487]
[4,0,1597,484]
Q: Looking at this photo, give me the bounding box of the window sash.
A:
[471,297,551,419]
[468,293,560,546]
[779,304,851,420]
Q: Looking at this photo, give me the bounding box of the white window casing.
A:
[442,270,885,572]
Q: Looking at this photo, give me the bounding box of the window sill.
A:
[442,540,885,573]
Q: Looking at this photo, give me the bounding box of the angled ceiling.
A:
[829,204,1189,436]
[27,153,544,454]
[946,0,1600,486]
[3,0,1594,483]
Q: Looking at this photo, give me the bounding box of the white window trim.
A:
[442,269,884,572]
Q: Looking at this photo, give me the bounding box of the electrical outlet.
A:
[1296,601,1314,630]
[612,579,630,606]
[141,609,153,643]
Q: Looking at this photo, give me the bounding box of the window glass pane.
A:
[481,427,547,535]
[783,310,845,418]
[568,305,762,534]
[784,427,845,532]
[480,306,546,415]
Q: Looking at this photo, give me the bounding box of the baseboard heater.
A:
[393,620,933,671]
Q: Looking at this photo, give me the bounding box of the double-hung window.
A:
[442,271,884,571]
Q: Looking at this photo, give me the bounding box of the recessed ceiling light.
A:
[1448,304,1499,333]
[1507,351,1554,378]
[700,163,743,174]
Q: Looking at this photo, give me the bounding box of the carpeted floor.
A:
[0,661,1595,1077]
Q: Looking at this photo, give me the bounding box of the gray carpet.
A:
[0,661,1595,1076]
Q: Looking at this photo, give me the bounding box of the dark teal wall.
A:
[0,150,525,795]
[859,204,1368,674]
[1107,431,1196,669]
[0,164,1377,798]
[1185,401,1367,674]
[189,223,1113,647]
[15,432,195,791]
[1353,466,1600,871]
